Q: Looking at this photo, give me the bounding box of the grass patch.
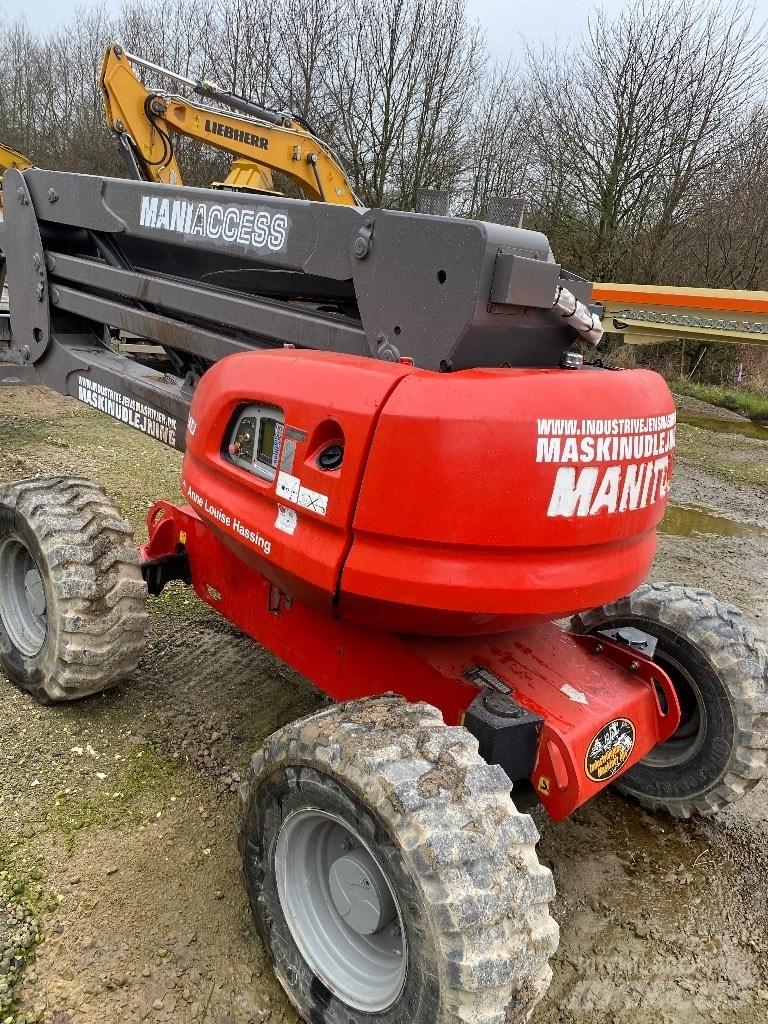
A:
[0,389,211,622]
[671,381,768,421]
[673,421,768,487]
[149,581,216,622]
[0,389,183,538]
[43,746,179,850]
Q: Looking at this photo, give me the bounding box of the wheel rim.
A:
[0,536,47,657]
[640,648,706,769]
[275,808,407,1012]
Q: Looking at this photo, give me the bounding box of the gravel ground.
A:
[1,385,767,1024]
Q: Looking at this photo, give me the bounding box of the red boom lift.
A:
[0,167,765,1022]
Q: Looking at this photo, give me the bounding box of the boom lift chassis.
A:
[0,168,766,1023]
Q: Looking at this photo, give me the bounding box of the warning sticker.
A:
[280,438,297,474]
[585,718,636,783]
[276,471,301,503]
[275,504,298,536]
[276,472,329,517]
[297,486,328,516]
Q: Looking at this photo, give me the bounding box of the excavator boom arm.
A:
[0,143,32,212]
[100,45,358,205]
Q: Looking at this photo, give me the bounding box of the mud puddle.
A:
[540,793,768,1023]
[678,412,768,441]
[659,502,768,539]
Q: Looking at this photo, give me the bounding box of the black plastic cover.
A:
[463,689,544,784]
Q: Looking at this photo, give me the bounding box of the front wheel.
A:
[238,696,558,1024]
[572,582,768,817]
[0,477,148,704]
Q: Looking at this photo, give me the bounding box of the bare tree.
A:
[328,0,480,209]
[0,19,50,162]
[391,0,483,210]
[459,60,535,219]
[528,0,766,282]
[677,105,768,290]
[2,0,768,299]
[270,0,340,127]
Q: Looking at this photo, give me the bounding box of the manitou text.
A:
[537,413,676,518]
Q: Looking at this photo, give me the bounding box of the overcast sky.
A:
[0,0,766,56]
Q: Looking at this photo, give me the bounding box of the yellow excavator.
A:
[0,143,32,210]
[100,44,359,206]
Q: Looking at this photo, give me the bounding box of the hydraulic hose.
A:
[553,284,604,347]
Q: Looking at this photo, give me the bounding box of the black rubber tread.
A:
[572,582,768,817]
[0,476,148,703]
[238,696,558,1024]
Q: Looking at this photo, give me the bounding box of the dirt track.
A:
[1,386,767,1024]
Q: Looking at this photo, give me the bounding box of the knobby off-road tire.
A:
[572,582,768,817]
[239,696,558,1024]
[0,477,148,704]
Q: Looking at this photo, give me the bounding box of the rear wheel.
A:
[239,696,558,1023]
[0,477,148,703]
[572,582,768,817]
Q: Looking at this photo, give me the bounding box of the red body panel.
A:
[183,352,676,635]
[410,626,679,819]
[343,367,673,632]
[142,346,681,820]
[142,502,480,723]
[142,501,681,820]
[183,351,411,613]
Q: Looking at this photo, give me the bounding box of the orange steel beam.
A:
[594,282,768,346]
[594,282,768,314]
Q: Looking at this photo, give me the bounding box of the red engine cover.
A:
[184,351,675,635]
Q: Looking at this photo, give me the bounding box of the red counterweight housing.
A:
[181,350,676,635]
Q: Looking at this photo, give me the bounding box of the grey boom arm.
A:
[1,168,596,452]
